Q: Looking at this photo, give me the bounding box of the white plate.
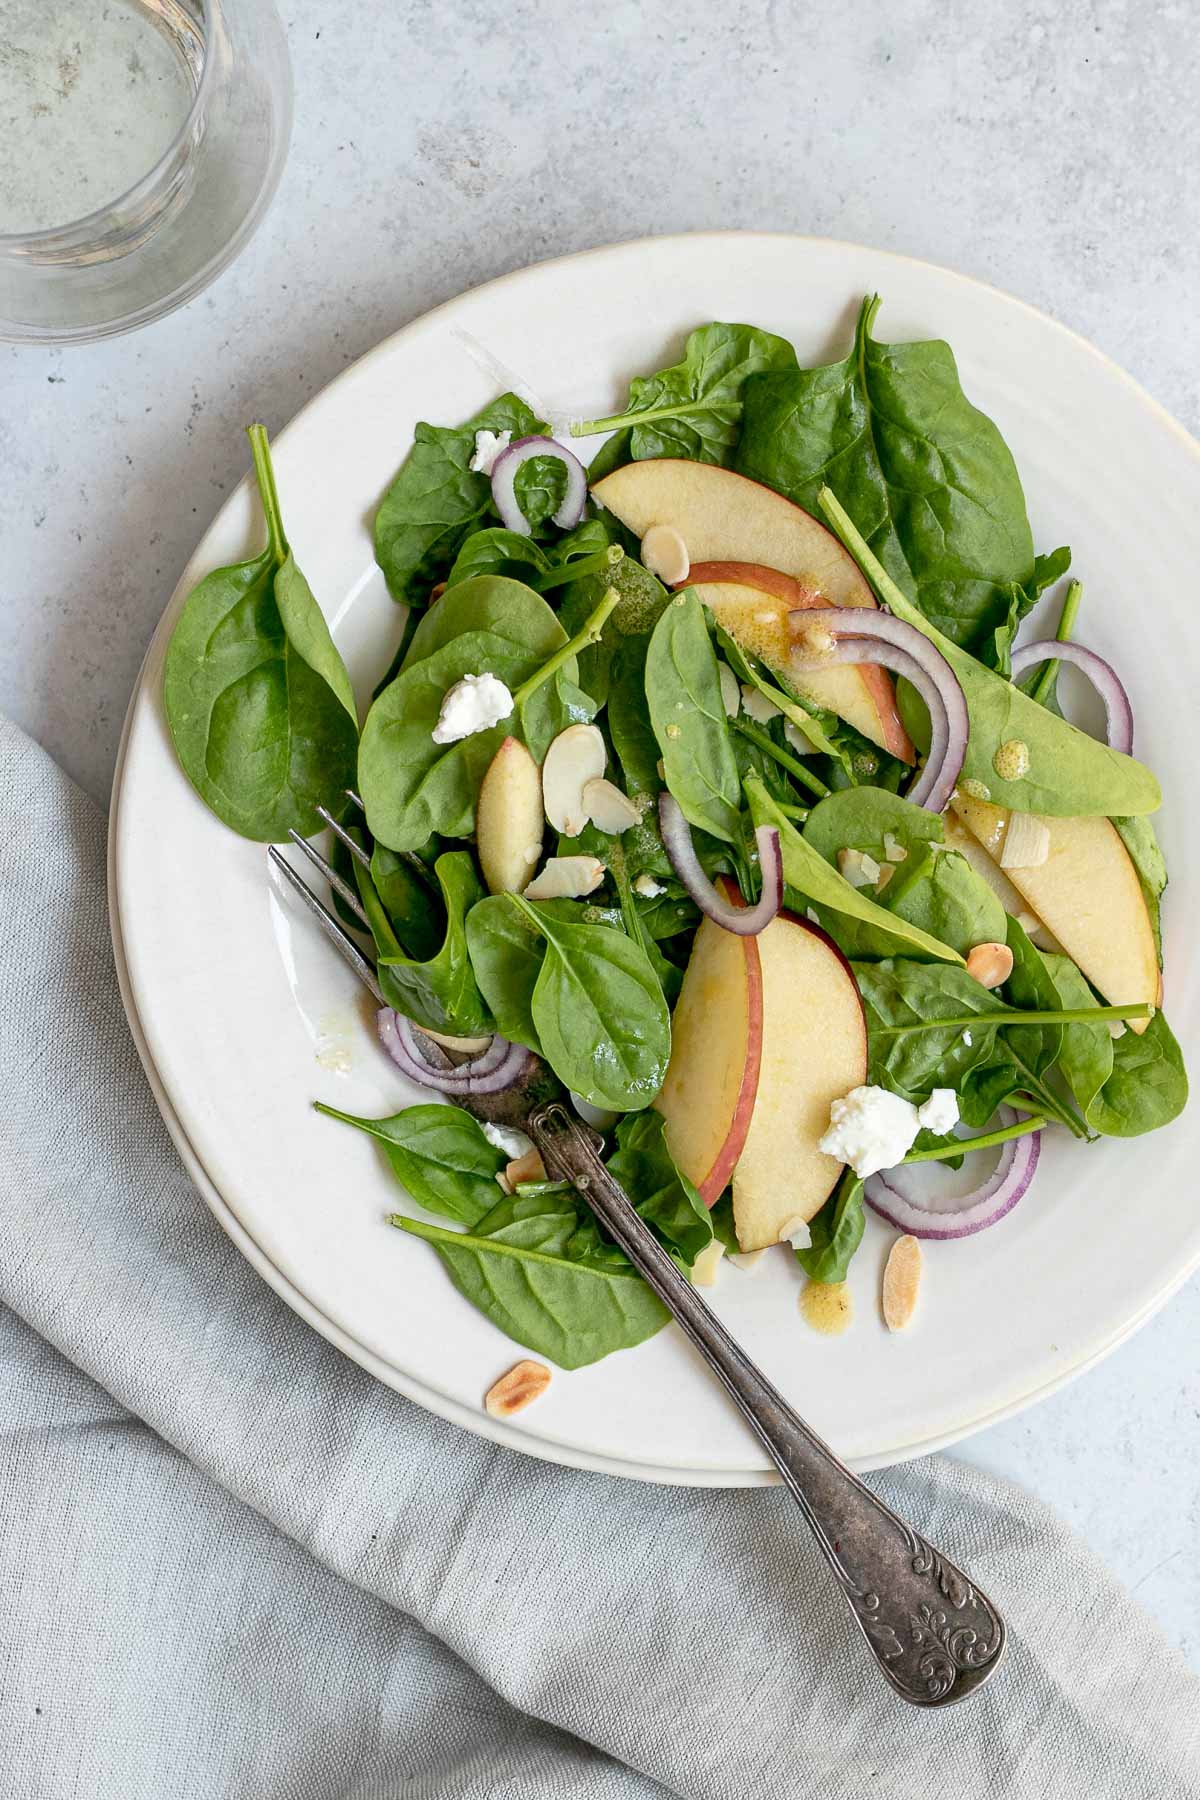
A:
[110,234,1200,1483]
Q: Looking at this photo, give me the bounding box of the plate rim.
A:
[108,229,1200,1484]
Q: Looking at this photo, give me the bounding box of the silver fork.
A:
[270,808,1007,1707]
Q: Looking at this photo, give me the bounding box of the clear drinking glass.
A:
[0,0,291,344]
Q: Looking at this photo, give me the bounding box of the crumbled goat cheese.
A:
[819,1085,925,1179]
[483,1122,533,1159]
[431,673,514,744]
[468,429,511,475]
[634,874,665,898]
[917,1088,960,1135]
[961,1028,973,1047]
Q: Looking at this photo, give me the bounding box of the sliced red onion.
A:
[658,794,782,935]
[864,1107,1041,1240]
[1009,639,1133,756]
[790,607,968,813]
[490,435,588,536]
[378,1010,533,1095]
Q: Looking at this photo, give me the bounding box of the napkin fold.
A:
[2,711,1198,1800]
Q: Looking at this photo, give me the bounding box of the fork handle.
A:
[528,1101,1005,1708]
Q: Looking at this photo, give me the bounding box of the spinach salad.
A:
[164,298,1187,1373]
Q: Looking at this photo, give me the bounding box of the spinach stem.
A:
[536,544,624,592]
[247,423,286,565]
[771,798,811,821]
[512,588,620,707]
[569,398,729,438]
[877,1002,1152,1037]
[732,718,831,798]
[901,1115,1048,1164]
[1029,580,1084,707]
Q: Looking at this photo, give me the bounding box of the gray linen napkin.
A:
[2,711,1199,1800]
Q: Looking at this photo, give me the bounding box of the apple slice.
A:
[476,737,543,895]
[686,564,914,762]
[732,911,869,1251]
[951,793,1159,1032]
[591,460,913,761]
[655,908,763,1206]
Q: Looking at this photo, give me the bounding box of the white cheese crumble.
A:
[633,874,665,898]
[820,1085,963,1178]
[961,1028,973,1047]
[917,1088,960,1135]
[468,428,511,475]
[483,1121,533,1159]
[431,673,513,744]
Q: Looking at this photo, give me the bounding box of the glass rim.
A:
[0,0,218,253]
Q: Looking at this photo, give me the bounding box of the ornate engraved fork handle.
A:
[528,1102,1006,1707]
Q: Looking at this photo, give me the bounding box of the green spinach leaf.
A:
[853,958,1010,1100]
[1041,952,1113,1118]
[795,1172,865,1284]
[445,528,553,588]
[390,1191,670,1368]
[646,592,742,842]
[1112,815,1167,965]
[802,787,944,865]
[377,852,495,1035]
[358,579,585,850]
[1085,1011,1188,1137]
[315,1101,504,1225]
[608,1110,713,1265]
[746,777,962,963]
[820,488,1161,818]
[736,296,1040,659]
[465,895,623,1055]
[572,322,798,467]
[510,895,671,1112]
[369,841,444,962]
[164,426,358,842]
[374,394,543,603]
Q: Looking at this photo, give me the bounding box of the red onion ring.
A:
[789,607,968,813]
[490,435,588,536]
[658,794,782,935]
[378,1011,533,1094]
[864,1106,1041,1239]
[1009,639,1133,756]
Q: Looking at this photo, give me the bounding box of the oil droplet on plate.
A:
[800,1279,852,1336]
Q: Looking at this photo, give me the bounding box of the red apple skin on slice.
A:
[685,563,915,764]
[732,910,869,1252]
[654,904,764,1207]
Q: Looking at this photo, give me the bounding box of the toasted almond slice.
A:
[523,855,606,900]
[718,663,741,719]
[690,1241,726,1287]
[728,1248,767,1271]
[741,684,781,725]
[583,776,641,835]
[1000,812,1051,870]
[777,1212,812,1250]
[505,1148,547,1188]
[882,1234,922,1331]
[838,848,879,890]
[484,1360,552,1417]
[543,724,607,837]
[420,1026,496,1054]
[640,523,690,585]
[965,940,1014,988]
[783,719,816,754]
